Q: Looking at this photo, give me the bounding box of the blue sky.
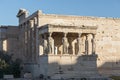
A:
[0,0,120,25]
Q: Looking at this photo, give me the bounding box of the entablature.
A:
[39,24,98,34]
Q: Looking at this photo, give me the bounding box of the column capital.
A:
[63,32,68,37]
[86,34,89,40]
[92,33,96,37]
[29,19,33,23]
[78,33,82,37]
[28,20,34,28]
[63,32,68,34]
[43,34,47,39]
[48,32,52,37]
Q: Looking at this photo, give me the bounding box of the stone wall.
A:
[37,14,120,76]
[0,26,20,60]
[17,10,120,77]
[24,55,99,79]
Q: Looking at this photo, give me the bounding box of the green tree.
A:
[0,51,22,78]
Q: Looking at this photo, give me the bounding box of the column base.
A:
[63,53,69,55]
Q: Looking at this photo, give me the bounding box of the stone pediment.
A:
[16,9,28,17]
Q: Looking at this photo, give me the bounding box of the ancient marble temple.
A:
[0,9,120,79]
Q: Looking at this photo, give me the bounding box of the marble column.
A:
[92,34,96,55]
[29,20,33,61]
[48,32,54,54]
[33,17,38,62]
[26,22,29,61]
[30,20,35,61]
[85,34,89,55]
[62,33,69,54]
[77,33,82,55]
[24,23,27,59]
[30,20,34,61]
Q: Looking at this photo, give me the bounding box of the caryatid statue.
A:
[48,33,54,54]
[62,33,69,54]
[43,35,48,54]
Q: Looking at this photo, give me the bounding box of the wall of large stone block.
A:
[28,55,99,79]
[38,14,120,76]
[20,12,120,76]
[0,26,20,60]
[6,27,20,60]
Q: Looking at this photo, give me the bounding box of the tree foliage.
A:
[0,51,22,78]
